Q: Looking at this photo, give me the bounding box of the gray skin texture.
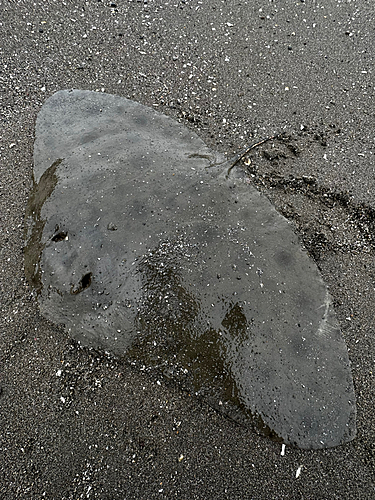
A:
[25,90,356,449]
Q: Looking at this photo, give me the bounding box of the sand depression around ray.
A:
[25,90,356,449]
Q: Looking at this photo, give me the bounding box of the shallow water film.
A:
[25,90,356,449]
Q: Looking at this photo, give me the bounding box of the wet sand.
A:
[1,1,375,498]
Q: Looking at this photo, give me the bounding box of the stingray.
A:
[24,90,356,449]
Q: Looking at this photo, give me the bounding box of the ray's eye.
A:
[52,231,68,242]
[70,272,92,295]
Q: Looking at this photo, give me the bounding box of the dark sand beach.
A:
[1,1,375,498]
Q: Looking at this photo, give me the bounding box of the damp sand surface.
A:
[1,1,375,498]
